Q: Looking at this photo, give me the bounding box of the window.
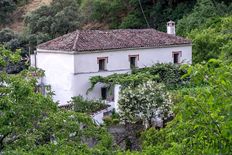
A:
[99,59,106,71]
[98,57,108,71]
[101,87,107,100]
[130,57,136,69]
[129,55,139,69]
[173,52,181,64]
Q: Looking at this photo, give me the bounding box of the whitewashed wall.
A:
[74,46,192,74]
[35,52,75,105]
[74,45,192,100]
[73,70,129,100]
[35,45,192,105]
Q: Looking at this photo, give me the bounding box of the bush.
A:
[142,60,232,154]
[70,96,109,114]
[0,28,16,43]
[176,0,230,36]
[103,109,120,126]
[0,0,16,24]
[118,81,173,128]
[188,16,232,63]
[103,116,113,126]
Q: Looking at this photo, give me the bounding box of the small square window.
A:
[130,57,136,69]
[173,53,179,64]
[173,52,181,64]
[98,57,108,71]
[129,55,139,69]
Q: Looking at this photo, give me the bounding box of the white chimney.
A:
[167,21,176,35]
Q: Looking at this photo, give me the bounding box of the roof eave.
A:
[36,43,192,55]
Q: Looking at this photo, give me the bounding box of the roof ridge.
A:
[37,29,192,52]
[72,30,80,51]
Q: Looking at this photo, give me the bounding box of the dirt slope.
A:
[5,0,52,32]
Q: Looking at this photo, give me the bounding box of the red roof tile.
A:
[37,29,191,52]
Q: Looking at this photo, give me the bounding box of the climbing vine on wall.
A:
[88,63,189,93]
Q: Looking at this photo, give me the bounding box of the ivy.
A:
[88,63,189,93]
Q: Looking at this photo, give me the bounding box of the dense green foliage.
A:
[141,60,232,154]
[25,0,82,45]
[0,28,29,54]
[0,0,31,24]
[89,63,187,92]
[176,0,232,36]
[80,0,197,30]
[0,29,29,73]
[0,0,232,154]
[189,16,232,63]
[0,46,113,154]
[0,0,16,24]
[118,81,173,128]
[70,96,109,114]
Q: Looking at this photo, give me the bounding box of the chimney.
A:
[167,21,176,35]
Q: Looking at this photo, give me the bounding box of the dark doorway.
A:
[99,59,106,71]
[173,53,179,64]
[130,56,137,69]
[101,87,107,100]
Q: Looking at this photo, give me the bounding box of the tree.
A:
[176,0,230,36]
[25,0,82,45]
[0,46,56,151]
[188,16,232,63]
[0,46,113,154]
[142,59,232,154]
[0,0,16,24]
[118,81,173,128]
[0,28,16,43]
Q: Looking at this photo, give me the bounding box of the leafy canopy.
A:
[142,60,232,154]
[118,81,173,128]
[0,46,113,154]
[25,0,82,45]
[189,16,232,63]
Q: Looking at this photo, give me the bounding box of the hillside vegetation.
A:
[0,0,231,63]
[0,0,52,32]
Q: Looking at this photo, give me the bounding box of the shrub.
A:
[142,60,232,154]
[0,28,16,43]
[103,116,113,126]
[118,80,173,128]
[176,0,230,36]
[188,16,232,63]
[70,96,109,114]
[0,0,16,24]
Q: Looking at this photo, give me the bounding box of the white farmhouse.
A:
[31,22,192,108]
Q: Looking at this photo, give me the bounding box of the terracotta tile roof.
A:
[37,29,191,52]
